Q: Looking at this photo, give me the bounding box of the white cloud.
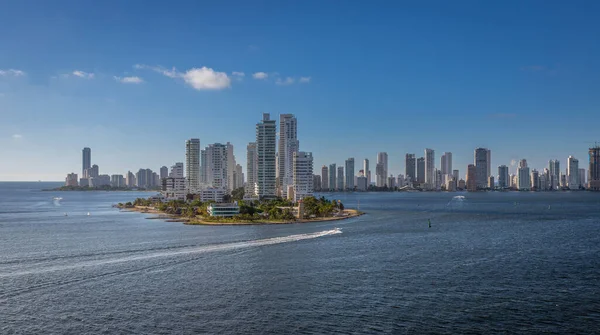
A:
[232,71,245,77]
[276,77,295,86]
[253,72,268,80]
[114,76,144,84]
[72,70,95,79]
[135,64,230,90]
[12,134,22,139]
[0,69,25,77]
[299,76,311,83]
[182,67,231,90]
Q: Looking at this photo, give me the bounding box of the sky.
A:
[1,0,599,181]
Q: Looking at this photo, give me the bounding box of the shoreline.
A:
[122,206,364,225]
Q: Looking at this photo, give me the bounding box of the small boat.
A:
[87,212,91,216]
[64,213,68,216]
[53,197,63,201]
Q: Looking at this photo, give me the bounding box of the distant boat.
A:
[53,197,63,201]
[64,213,68,216]
[87,212,91,216]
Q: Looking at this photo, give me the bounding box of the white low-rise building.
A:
[199,188,227,203]
[208,203,240,217]
[162,177,187,201]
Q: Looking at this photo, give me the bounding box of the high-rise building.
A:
[160,166,168,180]
[518,159,531,191]
[111,174,125,188]
[203,142,235,192]
[126,171,136,188]
[82,147,91,178]
[245,142,258,197]
[498,165,509,188]
[405,154,416,183]
[234,164,244,190]
[356,176,367,191]
[488,176,495,189]
[589,146,600,191]
[185,138,200,192]
[474,148,489,189]
[292,152,313,202]
[466,164,477,191]
[530,169,539,191]
[434,169,442,190]
[424,149,435,189]
[170,163,184,178]
[452,169,459,184]
[417,157,425,184]
[441,152,452,175]
[549,160,560,190]
[313,174,322,192]
[363,159,370,186]
[486,149,492,180]
[345,158,355,190]
[321,165,329,191]
[376,152,388,187]
[579,168,586,188]
[277,114,299,198]
[337,166,344,191]
[567,156,579,190]
[256,114,277,199]
[65,173,78,187]
[329,164,336,191]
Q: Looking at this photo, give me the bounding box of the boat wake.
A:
[0,228,342,279]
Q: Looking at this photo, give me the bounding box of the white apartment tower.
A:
[185,138,200,192]
[169,162,184,178]
[567,156,579,190]
[203,142,236,192]
[256,114,277,199]
[549,160,560,190]
[517,159,531,191]
[277,114,299,198]
[245,142,258,197]
[424,149,435,189]
[293,152,314,202]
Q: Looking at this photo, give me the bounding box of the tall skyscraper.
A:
[486,149,491,179]
[185,138,200,192]
[160,166,168,180]
[337,166,344,191]
[498,165,509,188]
[256,113,277,199]
[424,149,435,189]
[567,156,579,190]
[329,164,336,191]
[293,152,313,201]
[345,158,355,190]
[376,152,388,187]
[531,169,540,190]
[245,142,258,197]
[549,160,560,190]
[405,154,416,182]
[518,159,531,191]
[82,147,91,177]
[474,148,489,189]
[589,146,600,191]
[363,159,370,186]
[452,169,459,183]
[321,165,329,191]
[277,114,299,198]
[440,152,452,175]
[313,174,322,192]
[233,164,244,190]
[466,164,477,191]
[417,157,425,184]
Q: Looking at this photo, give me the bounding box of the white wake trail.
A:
[0,228,342,278]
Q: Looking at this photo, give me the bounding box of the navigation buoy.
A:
[428,219,431,228]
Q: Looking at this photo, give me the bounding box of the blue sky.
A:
[1,0,599,181]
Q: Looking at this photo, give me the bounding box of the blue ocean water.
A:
[1,182,599,334]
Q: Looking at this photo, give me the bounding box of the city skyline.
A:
[2,2,600,181]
